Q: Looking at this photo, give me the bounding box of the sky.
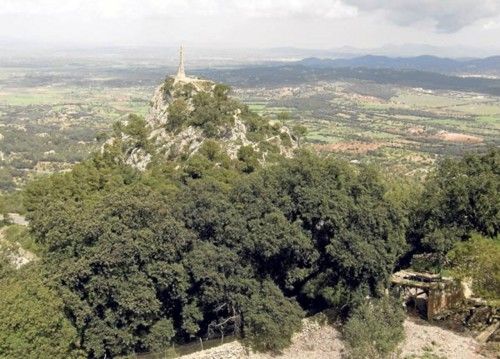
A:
[1,0,500,53]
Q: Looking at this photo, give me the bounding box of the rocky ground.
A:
[0,213,29,226]
[0,215,35,269]
[6,213,28,226]
[400,318,486,358]
[180,317,491,359]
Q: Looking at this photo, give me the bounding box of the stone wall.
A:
[427,280,464,319]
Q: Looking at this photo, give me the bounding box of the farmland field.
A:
[235,82,500,177]
[0,59,499,191]
[0,61,156,190]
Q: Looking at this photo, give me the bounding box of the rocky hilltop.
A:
[111,73,298,171]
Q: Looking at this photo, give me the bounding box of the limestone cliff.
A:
[111,75,298,171]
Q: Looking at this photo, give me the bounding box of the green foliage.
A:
[256,152,406,312]
[41,188,192,357]
[163,77,175,92]
[242,281,303,353]
[0,168,18,192]
[292,124,307,146]
[184,154,214,179]
[237,145,260,173]
[174,83,197,99]
[167,98,190,131]
[213,84,231,100]
[112,120,123,137]
[343,296,405,359]
[189,87,239,137]
[123,114,150,149]
[383,175,423,217]
[0,265,82,359]
[22,147,409,357]
[143,319,176,352]
[277,111,291,125]
[146,81,296,165]
[409,148,499,266]
[446,233,500,300]
[279,132,293,147]
[0,253,12,280]
[244,110,278,139]
[95,131,109,143]
[23,152,139,216]
[198,140,230,165]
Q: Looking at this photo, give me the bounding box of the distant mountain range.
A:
[296,55,500,76]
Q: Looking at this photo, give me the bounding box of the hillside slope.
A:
[109,75,298,171]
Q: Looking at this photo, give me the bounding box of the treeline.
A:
[0,142,498,358]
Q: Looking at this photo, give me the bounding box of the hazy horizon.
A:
[1,0,500,57]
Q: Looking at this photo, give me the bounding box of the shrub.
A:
[237,145,259,173]
[242,281,303,353]
[0,265,82,359]
[123,114,150,149]
[144,319,176,352]
[343,296,405,359]
[446,233,500,300]
[167,99,190,131]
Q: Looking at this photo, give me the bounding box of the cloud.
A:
[229,1,358,19]
[2,0,498,49]
[483,19,500,30]
[343,0,500,32]
[0,0,357,19]
[2,0,499,30]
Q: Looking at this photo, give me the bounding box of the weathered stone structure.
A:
[176,45,186,81]
[391,270,464,320]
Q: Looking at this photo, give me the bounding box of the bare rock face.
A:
[124,147,151,172]
[117,75,298,170]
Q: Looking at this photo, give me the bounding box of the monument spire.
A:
[176,45,186,80]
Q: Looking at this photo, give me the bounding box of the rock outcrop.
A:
[112,74,298,171]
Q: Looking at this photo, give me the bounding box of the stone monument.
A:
[175,45,186,82]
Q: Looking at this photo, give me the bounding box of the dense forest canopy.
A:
[19,148,407,357]
[408,149,499,267]
[0,80,498,359]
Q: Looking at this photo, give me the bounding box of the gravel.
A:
[181,317,491,359]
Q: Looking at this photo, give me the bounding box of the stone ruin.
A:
[391,270,464,320]
[391,270,499,347]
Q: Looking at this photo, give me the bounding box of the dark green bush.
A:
[0,265,82,359]
[167,99,190,131]
[409,148,499,266]
[242,281,303,353]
